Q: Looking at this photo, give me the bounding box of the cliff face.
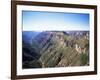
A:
[22,31,89,68]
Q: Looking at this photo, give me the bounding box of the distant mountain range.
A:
[22,31,89,68]
[22,31,40,44]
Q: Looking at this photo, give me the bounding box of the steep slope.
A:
[37,31,89,67]
[22,31,89,68]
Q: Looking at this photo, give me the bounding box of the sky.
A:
[22,11,89,31]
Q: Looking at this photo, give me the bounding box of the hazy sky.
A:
[22,11,89,31]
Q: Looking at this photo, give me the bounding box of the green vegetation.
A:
[80,53,88,65]
[23,60,42,68]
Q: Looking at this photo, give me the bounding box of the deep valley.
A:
[22,31,89,69]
